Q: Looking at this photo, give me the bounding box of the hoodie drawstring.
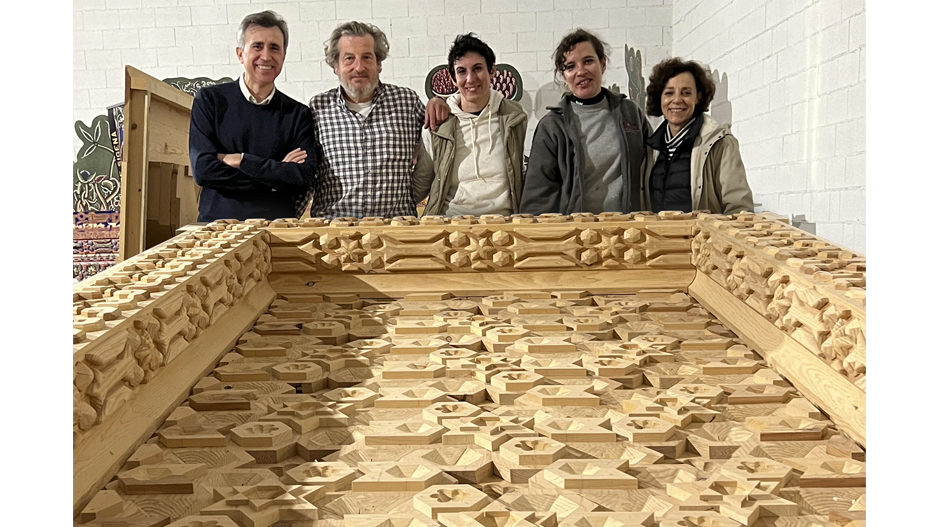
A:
[470,119,481,179]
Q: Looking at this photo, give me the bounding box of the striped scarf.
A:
[664,116,698,161]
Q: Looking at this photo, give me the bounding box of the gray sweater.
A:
[571,98,623,213]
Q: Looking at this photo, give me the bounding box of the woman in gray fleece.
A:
[520,29,650,215]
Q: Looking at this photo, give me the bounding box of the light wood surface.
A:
[691,215,866,392]
[75,214,866,526]
[73,279,275,515]
[119,66,199,261]
[690,271,865,446]
[268,269,696,297]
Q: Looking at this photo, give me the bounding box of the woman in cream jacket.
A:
[642,57,753,214]
[413,34,527,216]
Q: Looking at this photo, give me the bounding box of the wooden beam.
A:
[73,281,275,516]
[119,66,197,261]
[176,164,200,228]
[689,272,865,447]
[126,66,193,112]
[118,84,150,262]
[268,269,696,298]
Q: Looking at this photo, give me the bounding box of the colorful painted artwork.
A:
[107,103,125,172]
[73,211,121,282]
[424,64,523,102]
[73,115,121,214]
[72,77,230,281]
[72,112,121,282]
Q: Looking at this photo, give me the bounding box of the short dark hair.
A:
[447,33,496,81]
[238,10,289,50]
[645,58,716,117]
[552,28,610,81]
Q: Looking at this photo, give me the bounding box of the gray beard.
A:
[340,79,377,103]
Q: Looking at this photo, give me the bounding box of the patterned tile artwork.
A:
[73,112,122,282]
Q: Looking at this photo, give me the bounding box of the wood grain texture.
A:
[118,66,196,261]
[73,280,275,516]
[74,223,273,515]
[689,272,865,446]
[118,85,150,262]
[75,213,866,526]
[264,214,696,275]
[691,216,866,391]
[268,269,696,297]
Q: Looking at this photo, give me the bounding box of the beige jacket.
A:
[641,114,754,214]
[413,90,528,216]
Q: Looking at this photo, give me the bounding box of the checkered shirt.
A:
[304,83,426,219]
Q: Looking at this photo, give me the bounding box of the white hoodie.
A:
[437,89,512,217]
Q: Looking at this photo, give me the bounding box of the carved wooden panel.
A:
[262,212,697,274]
[73,220,271,444]
[77,288,865,526]
[74,212,867,526]
[691,214,866,391]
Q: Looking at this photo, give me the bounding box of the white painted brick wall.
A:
[73,1,864,254]
[673,0,865,253]
[73,0,674,171]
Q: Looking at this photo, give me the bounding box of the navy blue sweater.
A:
[189,81,317,221]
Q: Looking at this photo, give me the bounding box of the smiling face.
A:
[661,71,701,132]
[334,34,382,103]
[453,52,495,112]
[561,41,606,99]
[236,25,285,95]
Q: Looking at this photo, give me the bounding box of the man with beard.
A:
[189,10,315,221]
[306,21,448,219]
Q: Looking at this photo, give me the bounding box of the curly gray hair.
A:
[324,21,390,67]
[237,10,289,50]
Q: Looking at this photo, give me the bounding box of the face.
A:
[453,52,495,109]
[334,34,382,102]
[661,71,701,129]
[236,25,285,90]
[561,41,606,99]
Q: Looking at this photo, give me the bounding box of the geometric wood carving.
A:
[74,212,866,526]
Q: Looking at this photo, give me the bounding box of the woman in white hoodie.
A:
[413,34,528,217]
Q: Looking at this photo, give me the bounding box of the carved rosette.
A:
[690,213,866,391]
[72,222,270,444]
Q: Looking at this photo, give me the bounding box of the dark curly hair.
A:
[552,28,610,82]
[645,58,716,117]
[447,33,496,81]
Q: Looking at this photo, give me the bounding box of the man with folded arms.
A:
[189,10,316,221]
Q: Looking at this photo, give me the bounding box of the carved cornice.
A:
[73,221,271,442]
[691,214,866,391]
[262,212,700,274]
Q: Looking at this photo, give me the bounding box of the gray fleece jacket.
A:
[520,89,651,215]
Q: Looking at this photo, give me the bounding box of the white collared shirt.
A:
[239,74,276,105]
